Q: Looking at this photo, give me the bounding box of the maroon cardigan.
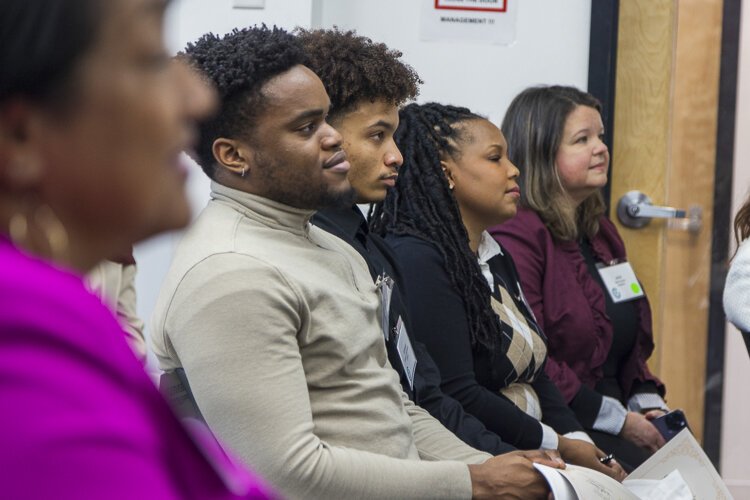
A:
[490,207,664,408]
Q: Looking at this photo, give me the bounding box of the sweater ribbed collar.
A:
[210,181,315,236]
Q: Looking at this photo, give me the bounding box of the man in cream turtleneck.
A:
[151,26,560,500]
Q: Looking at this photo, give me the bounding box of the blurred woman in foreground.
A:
[0,0,273,497]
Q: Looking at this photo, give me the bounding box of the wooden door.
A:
[611,0,724,442]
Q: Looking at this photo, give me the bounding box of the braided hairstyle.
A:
[371,102,504,353]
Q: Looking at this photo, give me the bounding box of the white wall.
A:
[314,0,592,125]
[135,0,593,365]
[720,0,750,495]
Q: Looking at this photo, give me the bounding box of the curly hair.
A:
[371,102,505,354]
[502,85,606,241]
[183,25,309,178]
[296,27,421,120]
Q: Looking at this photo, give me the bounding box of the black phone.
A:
[651,409,690,442]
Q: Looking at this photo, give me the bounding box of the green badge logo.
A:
[630,283,641,294]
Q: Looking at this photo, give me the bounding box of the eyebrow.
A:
[288,108,327,124]
[572,126,604,136]
[367,119,397,131]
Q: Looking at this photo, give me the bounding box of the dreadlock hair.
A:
[183,25,309,179]
[295,27,421,121]
[371,102,505,353]
[502,85,606,241]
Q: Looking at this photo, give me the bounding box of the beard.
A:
[252,150,356,210]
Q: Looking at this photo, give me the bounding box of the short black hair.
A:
[296,28,421,121]
[0,0,102,107]
[183,25,309,178]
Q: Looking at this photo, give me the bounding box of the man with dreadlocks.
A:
[151,26,562,499]
[373,102,625,482]
[300,28,524,456]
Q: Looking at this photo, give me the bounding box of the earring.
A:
[448,181,455,191]
[8,212,28,245]
[240,166,247,178]
[34,205,69,260]
[8,204,69,262]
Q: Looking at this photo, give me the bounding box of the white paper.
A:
[627,429,733,500]
[624,470,693,500]
[534,463,639,499]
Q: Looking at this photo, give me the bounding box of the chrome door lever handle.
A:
[617,190,701,233]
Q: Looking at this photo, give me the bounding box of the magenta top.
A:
[0,236,276,499]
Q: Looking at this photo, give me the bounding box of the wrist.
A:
[468,463,489,500]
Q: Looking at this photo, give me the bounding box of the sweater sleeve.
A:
[402,392,493,463]
[725,239,750,332]
[412,341,517,455]
[389,237,547,450]
[532,370,583,435]
[166,254,474,500]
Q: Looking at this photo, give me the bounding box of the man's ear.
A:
[440,160,456,191]
[0,100,44,190]
[212,137,252,178]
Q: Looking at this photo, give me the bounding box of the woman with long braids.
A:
[372,102,624,480]
[724,193,750,350]
[491,86,668,470]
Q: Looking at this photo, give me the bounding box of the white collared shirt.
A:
[476,231,503,290]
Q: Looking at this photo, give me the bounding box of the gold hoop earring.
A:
[34,205,69,260]
[8,212,29,246]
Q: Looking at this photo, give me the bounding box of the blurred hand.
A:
[620,411,666,453]
[516,448,565,469]
[468,451,554,499]
[644,409,667,421]
[557,436,626,482]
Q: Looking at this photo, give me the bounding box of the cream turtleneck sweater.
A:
[151,182,489,500]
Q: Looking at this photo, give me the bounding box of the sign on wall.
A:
[420,0,518,45]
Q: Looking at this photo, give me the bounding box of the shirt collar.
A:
[210,181,315,235]
[477,231,503,264]
[477,231,503,290]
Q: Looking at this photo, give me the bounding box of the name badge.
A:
[597,261,645,303]
[395,317,417,390]
[377,274,394,340]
